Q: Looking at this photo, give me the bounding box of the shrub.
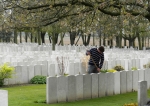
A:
[30,75,46,84]
[0,63,15,87]
[113,65,124,71]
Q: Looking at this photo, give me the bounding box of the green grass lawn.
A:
[0,84,150,106]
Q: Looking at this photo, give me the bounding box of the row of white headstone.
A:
[46,69,150,104]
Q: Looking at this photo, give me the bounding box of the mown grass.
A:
[1,84,150,106]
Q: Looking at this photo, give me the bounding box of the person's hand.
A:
[97,68,101,72]
[87,51,91,55]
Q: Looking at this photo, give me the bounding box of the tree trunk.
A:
[86,34,91,46]
[137,33,142,50]
[103,33,106,46]
[25,32,28,42]
[108,40,110,46]
[52,33,58,50]
[110,39,113,47]
[75,33,81,45]
[93,33,95,46]
[70,31,76,45]
[49,36,51,43]
[38,31,41,45]
[34,37,37,43]
[99,32,101,46]
[14,30,18,44]
[20,32,22,43]
[142,37,144,48]
[30,32,33,43]
[58,33,65,45]
[41,31,46,44]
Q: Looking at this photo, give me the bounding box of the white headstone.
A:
[28,65,34,82]
[99,73,106,97]
[83,74,91,99]
[0,90,8,106]
[114,71,120,94]
[138,69,145,81]
[126,71,133,92]
[67,75,76,102]
[74,62,79,75]
[46,77,57,104]
[57,76,67,102]
[41,65,48,76]
[144,69,150,89]
[132,70,139,91]
[34,65,42,76]
[15,66,22,84]
[80,62,86,74]
[68,62,74,75]
[91,73,99,98]
[22,66,28,83]
[106,72,114,96]
[138,81,147,106]
[75,74,83,100]
[120,71,127,94]
[48,64,55,77]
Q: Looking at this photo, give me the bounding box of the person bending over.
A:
[86,46,104,74]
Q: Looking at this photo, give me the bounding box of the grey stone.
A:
[46,77,57,104]
[120,71,127,94]
[99,73,106,97]
[83,74,91,99]
[0,90,8,106]
[57,76,67,102]
[126,71,133,92]
[75,74,83,100]
[67,75,76,102]
[138,81,147,106]
[91,73,99,98]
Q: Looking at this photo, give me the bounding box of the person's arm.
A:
[86,49,92,55]
[99,53,104,69]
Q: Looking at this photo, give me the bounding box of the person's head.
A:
[98,46,105,53]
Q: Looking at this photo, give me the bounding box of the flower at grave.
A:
[100,69,108,73]
[107,69,117,73]
[143,62,150,69]
[123,103,138,106]
[131,67,137,71]
[113,65,124,71]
